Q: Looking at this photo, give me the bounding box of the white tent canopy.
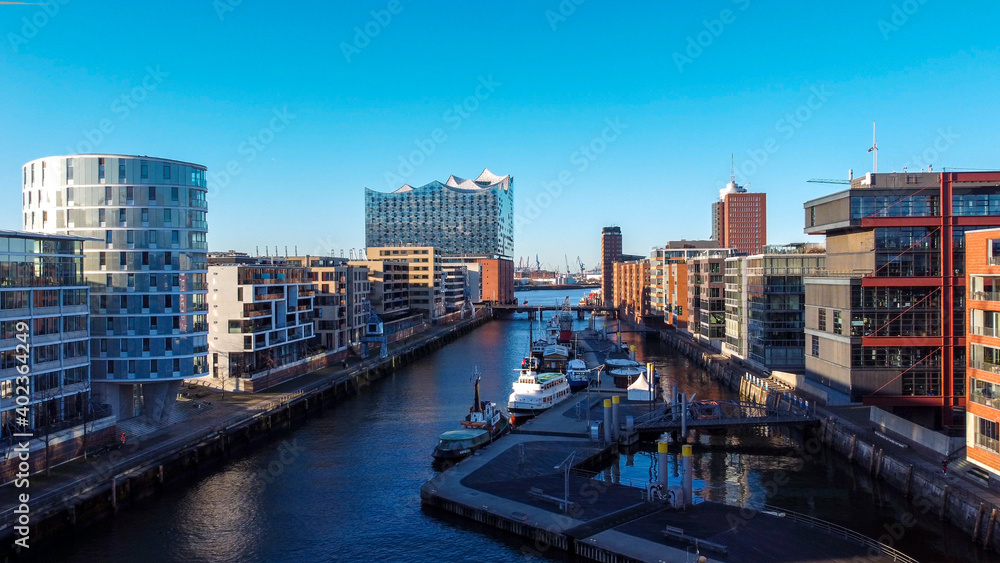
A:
[627,371,654,401]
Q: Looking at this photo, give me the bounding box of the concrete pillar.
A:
[603,399,612,442]
[671,386,678,421]
[142,380,183,423]
[682,444,693,507]
[611,396,620,441]
[658,441,669,487]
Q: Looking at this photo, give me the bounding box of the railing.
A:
[255,293,284,301]
[975,434,1000,454]
[970,325,1000,338]
[970,360,1000,375]
[761,505,919,562]
[990,257,1000,266]
[972,291,1000,302]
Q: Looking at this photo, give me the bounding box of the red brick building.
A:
[712,181,766,255]
[966,228,1000,473]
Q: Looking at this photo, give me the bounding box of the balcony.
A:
[971,325,1000,339]
[971,360,1000,375]
[255,292,284,301]
[972,291,1000,302]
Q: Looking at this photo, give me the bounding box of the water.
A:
[42,288,989,562]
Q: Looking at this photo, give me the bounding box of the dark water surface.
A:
[44,289,988,562]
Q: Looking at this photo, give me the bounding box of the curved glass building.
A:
[22,155,208,421]
[365,169,514,259]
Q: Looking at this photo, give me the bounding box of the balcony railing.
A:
[973,291,1000,302]
[970,389,1000,410]
[971,325,1000,338]
[990,257,1000,266]
[971,360,1000,375]
[255,292,284,301]
[976,434,1000,454]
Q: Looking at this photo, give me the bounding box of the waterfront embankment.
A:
[0,311,492,558]
[657,325,1000,555]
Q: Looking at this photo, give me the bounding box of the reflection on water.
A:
[44,288,990,562]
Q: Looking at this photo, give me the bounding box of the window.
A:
[141,208,148,223]
[150,186,156,201]
[99,157,106,181]
[126,186,134,201]
[66,158,74,180]
[171,231,179,245]
[119,162,126,182]
[141,163,148,179]
[106,186,113,203]
[126,231,134,245]
[833,311,842,335]
[164,209,172,223]
[171,187,179,202]
[977,416,1000,453]
[119,208,126,224]
[818,308,827,331]
[811,335,819,356]
[163,165,170,179]
[142,252,149,266]
[67,187,74,203]
[105,231,113,244]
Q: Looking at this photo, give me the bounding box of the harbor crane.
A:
[565,254,572,274]
[577,256,585,275]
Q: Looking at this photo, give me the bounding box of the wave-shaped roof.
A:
[387,168,510,194]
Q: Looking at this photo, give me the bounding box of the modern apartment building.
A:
[367,246,444,318]
[688,254,728,348]
[284,256,370,353]
[601,226,623,306]
[965,228,1000,474]
[804,171,1000,427]
[441,264,470,312]
[651,241,722,317]
[346,259,410,320]
[0,231,92,436]
[206,258,315,382]
[738,250,825,372]
[665,261,689,330]
[23,155,209,422]
[712,179,767,255]
[613,259,651,324]
[723,256,747,358]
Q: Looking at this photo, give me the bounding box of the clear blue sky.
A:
[2,1,998,270]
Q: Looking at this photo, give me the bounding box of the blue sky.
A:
[1,1,998,270]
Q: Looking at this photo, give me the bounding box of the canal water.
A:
[45,288,989,562]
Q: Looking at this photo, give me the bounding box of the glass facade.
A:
[0,231,92,437]
[744,254,824,370]
[22,155,209,384]
[365,171,514,259]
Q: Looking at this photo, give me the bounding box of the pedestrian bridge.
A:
[630,400,819,434]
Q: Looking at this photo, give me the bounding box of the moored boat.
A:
[433,374,510,461]
[566,358,590,391]
[507,369,572,423]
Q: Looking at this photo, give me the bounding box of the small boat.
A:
[521,355,540,371]
[508,369,572,423]
[433,374,509,461]
[566,358,590,391]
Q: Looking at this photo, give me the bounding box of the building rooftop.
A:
[384,168,511,194]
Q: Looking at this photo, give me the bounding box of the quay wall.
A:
[0,313,492,559]
[657,328,1000,554]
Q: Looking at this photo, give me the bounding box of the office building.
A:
[712,179,767,255]
[0,231,93,436]
[601,226,623,306]
[23,155,209,422]
[804,171,1000,427]
[726,249,825,372]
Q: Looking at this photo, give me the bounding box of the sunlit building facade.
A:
[22,154,209,421]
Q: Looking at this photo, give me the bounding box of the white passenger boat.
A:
[507,369,572,423]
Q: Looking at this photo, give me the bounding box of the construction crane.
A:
[577,256,585,275]
[565,254,571,274]
[535,254,541,272]
[807,178,850,185]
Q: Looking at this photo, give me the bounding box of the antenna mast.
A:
[730,153,735,183]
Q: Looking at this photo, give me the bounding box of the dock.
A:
[420,397,913,562]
